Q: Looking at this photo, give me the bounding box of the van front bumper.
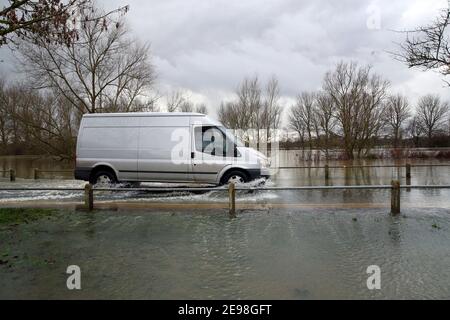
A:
[248,168,271,180]
[74,167,91,181]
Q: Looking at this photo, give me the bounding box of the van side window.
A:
[194,126,228,156]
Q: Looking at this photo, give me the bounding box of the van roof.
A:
[82,112,206,118]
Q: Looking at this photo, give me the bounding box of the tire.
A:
[220,170,249,185]
[89,170,117,185]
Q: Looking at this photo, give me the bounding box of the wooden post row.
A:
[9,169,15,182]
[391,180,400,214]
[405,163,411,179]
[228,182,236,217]
[84,183,94,211]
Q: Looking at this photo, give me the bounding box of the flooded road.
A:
[1,158,449,208]
[1,207,449,299]
[0,156,449,299]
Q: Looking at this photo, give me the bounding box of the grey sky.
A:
[1,0,450,119]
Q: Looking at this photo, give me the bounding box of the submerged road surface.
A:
[0,161,449,299]
[1,207,450,299]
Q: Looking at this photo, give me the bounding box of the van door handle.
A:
[191,152,195,159]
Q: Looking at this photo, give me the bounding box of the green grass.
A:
[0,208,57,226]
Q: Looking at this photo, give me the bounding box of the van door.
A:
[138,120,192,182]
[191,125,234,183]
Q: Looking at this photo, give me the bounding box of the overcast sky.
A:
[1,0,450,121]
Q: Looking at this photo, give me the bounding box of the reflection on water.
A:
[273,160,449,187]
[0,156,73,179]
[0,208,449,299]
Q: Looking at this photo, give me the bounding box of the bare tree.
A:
[179,100,194,112]
[1,0,130,53]
[288,102,306,151]
[1,0,86,45]
[397,7,450,85]
[416,94,449,143]
[384,94,411,147]
[314,91,336,159]
[0,79,6,135]
[261,76,282,142]
[0,80,78,158]
[323,61,389,159]
[166,90,187,112]
[219,75,283,146]
[406,115,422,147]
[0,81,28,151]
[18,4,155,114]
[0,78,12,151]
[195,103,208,114]
[218,101,239,128]
[290,92,316,150]
[14,92,80,158]
[237,76,262,144]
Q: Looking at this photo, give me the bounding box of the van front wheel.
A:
[90,170,117,185]
[221,170,249,185]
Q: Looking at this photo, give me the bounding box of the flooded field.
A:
[1,207,449,299]
[0,156,449,299]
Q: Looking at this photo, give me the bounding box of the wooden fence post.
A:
[405,163,411,179]
[228,182,236,217]
[324,165,330,180]
[391,180,400,214]
[34,168,39,180]
[9,169,15,182]
[84,183,94,211]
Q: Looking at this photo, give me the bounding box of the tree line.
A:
[287,62,450,159]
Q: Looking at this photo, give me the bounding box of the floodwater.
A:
[0,154,450,299]
[1,208,449,299]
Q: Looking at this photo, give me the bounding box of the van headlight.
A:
[258,157,270,168]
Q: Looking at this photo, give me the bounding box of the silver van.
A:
[75,112,270,185]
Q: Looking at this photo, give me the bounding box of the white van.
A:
[75,112,270,185]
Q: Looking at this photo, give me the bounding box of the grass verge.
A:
[0,208,57,226]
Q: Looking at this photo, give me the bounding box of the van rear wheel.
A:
[90,170,117,185]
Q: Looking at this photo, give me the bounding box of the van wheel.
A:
[221,170,249,185]
[90,170,117,185]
